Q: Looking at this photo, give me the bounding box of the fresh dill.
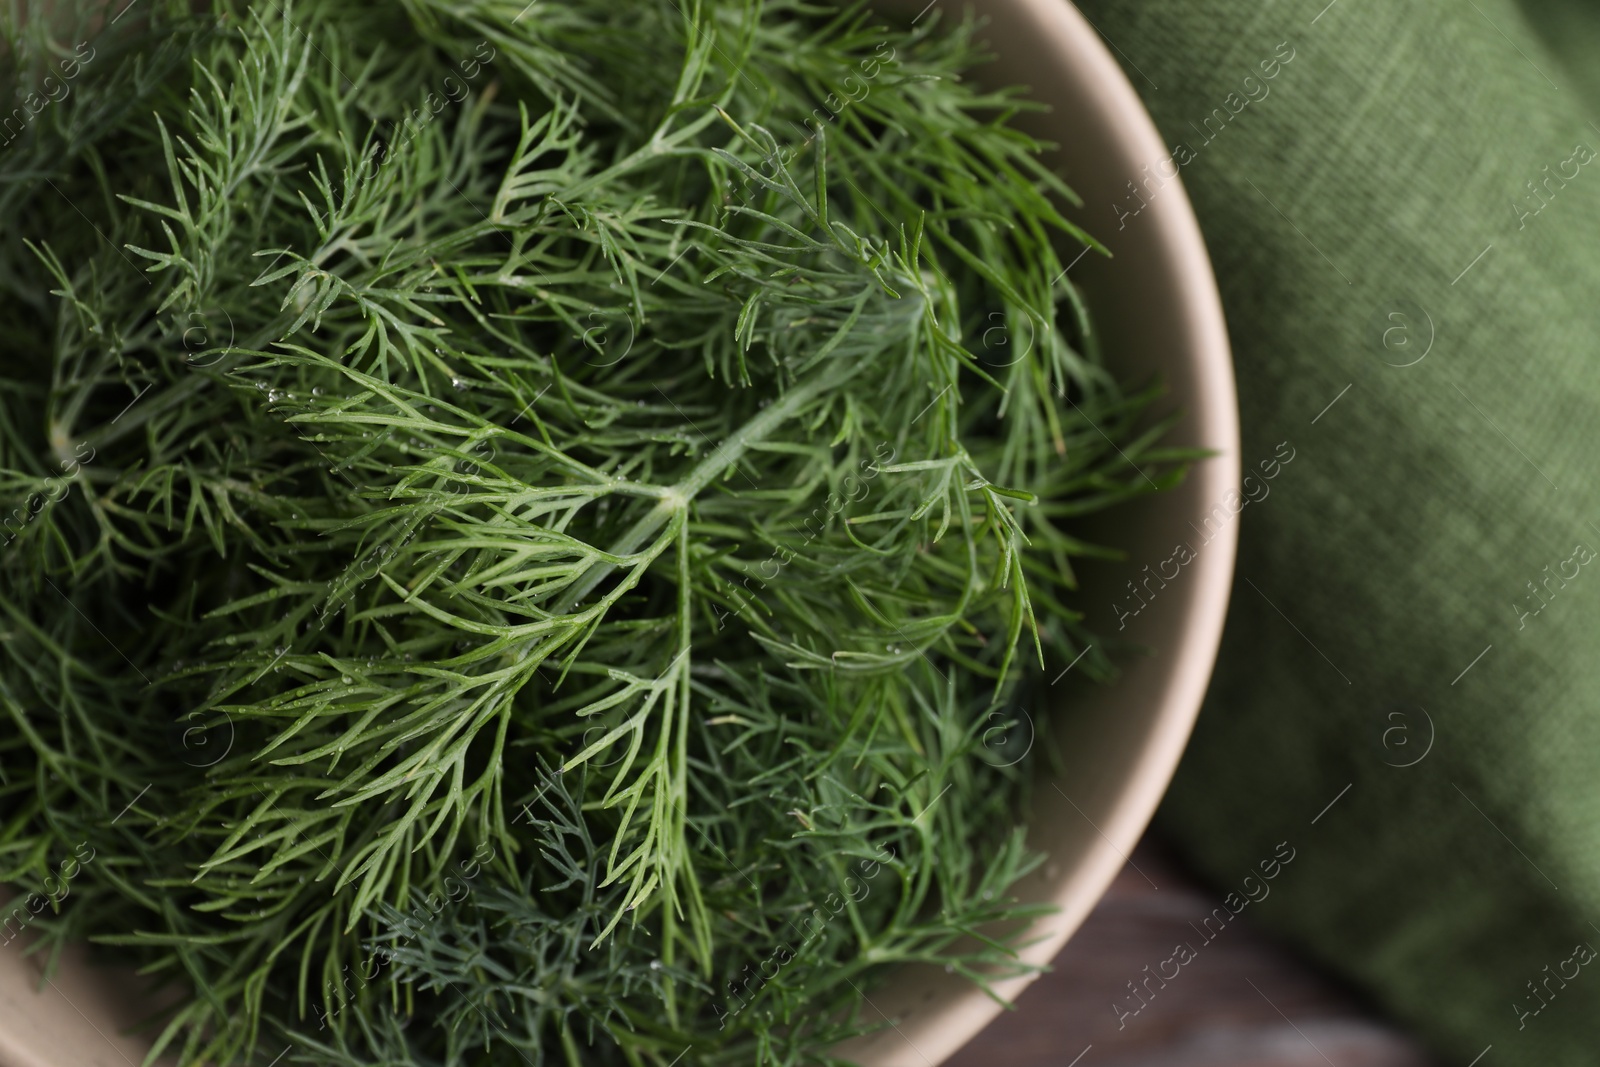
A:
[0,1,1188,1064]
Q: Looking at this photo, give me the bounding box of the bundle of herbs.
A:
[0,0,1187,1063]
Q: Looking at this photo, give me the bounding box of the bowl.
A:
[0,2,1237,1064]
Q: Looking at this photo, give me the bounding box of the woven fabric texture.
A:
[1068,0,1600,1060]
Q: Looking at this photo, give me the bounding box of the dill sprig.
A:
[0,0,1189,1064]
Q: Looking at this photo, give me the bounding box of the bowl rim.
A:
[837,0,1240,1062]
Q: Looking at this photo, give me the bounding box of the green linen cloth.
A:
[1069,0,1600,1060]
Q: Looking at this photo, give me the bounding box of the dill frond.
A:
[0,1,1190,1064]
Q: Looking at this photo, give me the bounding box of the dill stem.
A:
[550,367,852,614]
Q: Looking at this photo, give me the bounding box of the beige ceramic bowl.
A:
[0,2,1236,1065]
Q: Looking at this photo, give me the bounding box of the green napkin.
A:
[1068,0,1600,1060]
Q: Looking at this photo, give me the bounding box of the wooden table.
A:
[945,836,1437,1067]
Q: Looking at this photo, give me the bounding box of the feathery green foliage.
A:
[0,0,1189,1064]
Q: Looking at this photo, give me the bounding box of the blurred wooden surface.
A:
[945,837,1437,1067]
